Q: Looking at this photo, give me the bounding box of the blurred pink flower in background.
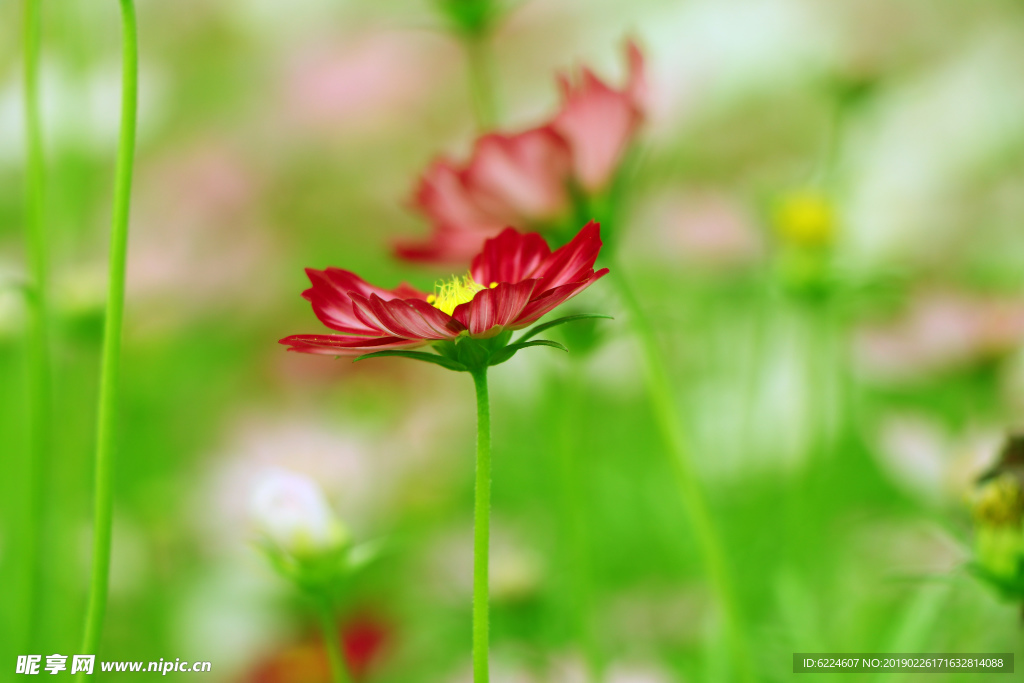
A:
[279,32,453,136]
[630,188,763,268]
[552,40,645,193]
[397,42,645,265]
[128,142,275,325]
[397,128,574,263]
[856,290,1024,380]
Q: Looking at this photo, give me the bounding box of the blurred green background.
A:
[3,0,1024,680]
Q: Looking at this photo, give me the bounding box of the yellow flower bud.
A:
[773,190,835,248]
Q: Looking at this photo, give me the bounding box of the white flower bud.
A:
[249,468,347,557]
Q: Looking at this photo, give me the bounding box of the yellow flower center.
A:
[773,190,835,248]
[426,273,497,315]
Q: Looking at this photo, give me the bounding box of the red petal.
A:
[531,221,604,288]
[452,279,540,337]
[279,334,424,356]
[471,228,551,286]
[351,293,464,340]
[304,268,427,334]
[513,268,609,328]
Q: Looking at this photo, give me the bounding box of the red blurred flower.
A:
[342,614,390,679]
[397,127,574,264]
[281,222,608,356]
[397,42,644,265]
[247,613,390,683]
[552,40,645,194]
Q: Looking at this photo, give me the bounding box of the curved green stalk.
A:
[22,0,51,651]
[317,602,352,683]
[553,369,604,681]
[464,33,497,130]
[470,369,492,683]
[78,0,138,666]
[611,268,754,683]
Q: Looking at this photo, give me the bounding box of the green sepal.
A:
[435,330,513,371]
[257,536,386,599]
[257,540,350,596]
[354,349,468,372]
[516,314,613,343]
[489,339,568,366]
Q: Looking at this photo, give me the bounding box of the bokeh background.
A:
[3,0,1024,680]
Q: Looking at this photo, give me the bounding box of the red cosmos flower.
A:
[397,127,574,263]
[280,222,608,362]
[552,40,645,194]
[396,42,644,265]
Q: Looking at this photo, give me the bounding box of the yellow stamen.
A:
[429,272,486,315]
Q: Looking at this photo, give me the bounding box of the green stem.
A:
[553,370,603,681]
[78,0,138,666]
[317,602,352,683]
[464,32,497,130]
[610,268,754,683]
[471,368,492,683]
[22,0,51,651]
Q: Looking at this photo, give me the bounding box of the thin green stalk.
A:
[317,602,352,683]
[610,268,755,683]
[22,0,51,651]
[464,33,497,130]
[553,369,603,681]
[471,368,492,683]
[78,0,138,667]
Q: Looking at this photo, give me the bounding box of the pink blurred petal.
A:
[552,44,645,193]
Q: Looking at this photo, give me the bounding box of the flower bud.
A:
[973,474,1024,527]
[249,469,348,558]
[971,474,1024,582]
[772,190,835,249]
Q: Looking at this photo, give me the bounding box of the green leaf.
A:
[354,350,467,372]
[489,339,568,366]
[346,538,385,573]
[517,314,613,343]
